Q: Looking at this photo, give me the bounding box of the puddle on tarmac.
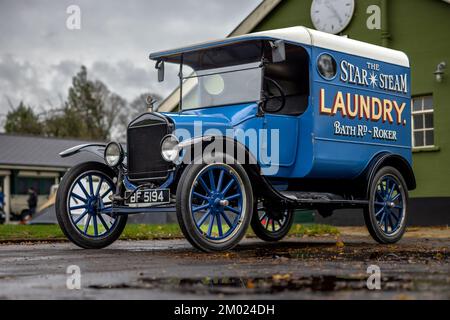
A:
[89,274,418,295]
[245,247,449,263]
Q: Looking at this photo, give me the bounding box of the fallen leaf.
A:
[272,273,291,281]
[336,240,345,248]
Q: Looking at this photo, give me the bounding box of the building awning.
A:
[0,134,101,170]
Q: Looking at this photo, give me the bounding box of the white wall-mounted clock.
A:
[311,0,355,34]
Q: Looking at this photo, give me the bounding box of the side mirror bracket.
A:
[155,60,165,82]
[270,40,286,63]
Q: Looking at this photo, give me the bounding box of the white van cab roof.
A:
[149,26,409,67]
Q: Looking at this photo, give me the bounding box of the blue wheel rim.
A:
[67,171,117,238]
[190,165,245,242]
[373,175,405,235]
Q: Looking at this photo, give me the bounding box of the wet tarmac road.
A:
[0,229,448,300]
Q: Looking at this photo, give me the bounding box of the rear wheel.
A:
[251,202,294,242]
[55,162,127,249]
[364,166,408,244]
[176,155,253,252]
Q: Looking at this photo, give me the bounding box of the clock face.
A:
[311,0,355,34]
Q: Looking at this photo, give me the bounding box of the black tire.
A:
[363,166,408,244]
[55,162,127,249]
[251,202,294,242]
[176,154,253,252]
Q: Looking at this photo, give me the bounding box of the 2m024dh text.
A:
[217,304,276,316]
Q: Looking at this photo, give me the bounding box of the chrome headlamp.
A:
[161,134,180,162]
[104,142,124,167]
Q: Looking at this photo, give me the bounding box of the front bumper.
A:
[102,170,176,216]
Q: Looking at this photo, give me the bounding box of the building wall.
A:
[388,0,450,197]
[10,195,52,215]
[253,0,450,197]
[0,168,62,220]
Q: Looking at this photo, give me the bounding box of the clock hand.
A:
[325,2,343,24]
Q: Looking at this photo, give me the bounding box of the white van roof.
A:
[149,26,409,67]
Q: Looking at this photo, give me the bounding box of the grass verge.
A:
[0,223,339,242]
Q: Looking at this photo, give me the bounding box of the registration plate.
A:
[125,188,170,207]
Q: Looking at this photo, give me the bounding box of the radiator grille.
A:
[127,113,172,181]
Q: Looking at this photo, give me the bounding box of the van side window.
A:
[264,44,310,116]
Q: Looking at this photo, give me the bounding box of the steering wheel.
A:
[262,77,286,113]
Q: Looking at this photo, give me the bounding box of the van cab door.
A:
[260,113,299,168]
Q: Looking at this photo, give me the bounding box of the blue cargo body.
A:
[156,28,411,181]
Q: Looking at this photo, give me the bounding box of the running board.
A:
[100,205,176,215]
[280,191,368,207]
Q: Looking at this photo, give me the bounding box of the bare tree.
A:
[114,92,162,141]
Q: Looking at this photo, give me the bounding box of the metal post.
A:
[179,54,184,111]
[381,0,390,47]
[4,174,11,224]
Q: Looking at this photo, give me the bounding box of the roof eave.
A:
[149,0,284,62]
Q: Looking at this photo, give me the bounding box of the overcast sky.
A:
[0,0,261,121]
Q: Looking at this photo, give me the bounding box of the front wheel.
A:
[55,162,127,249]
[364,166,408,244]
[176,156,253,252]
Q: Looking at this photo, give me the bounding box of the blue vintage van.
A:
[56,27,415,252]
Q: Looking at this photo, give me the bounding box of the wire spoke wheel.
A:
[56,162,127,249]
[176,156,253,252]
[67,171,117,238]
[190,165,244,242]
[373,175,405,236]
[364,166,408,244]
[251,201,294,242]
[258,206,288,232]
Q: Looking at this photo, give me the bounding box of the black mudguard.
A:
[59,143,106,161]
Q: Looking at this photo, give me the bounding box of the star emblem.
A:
[369,72,378,88]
